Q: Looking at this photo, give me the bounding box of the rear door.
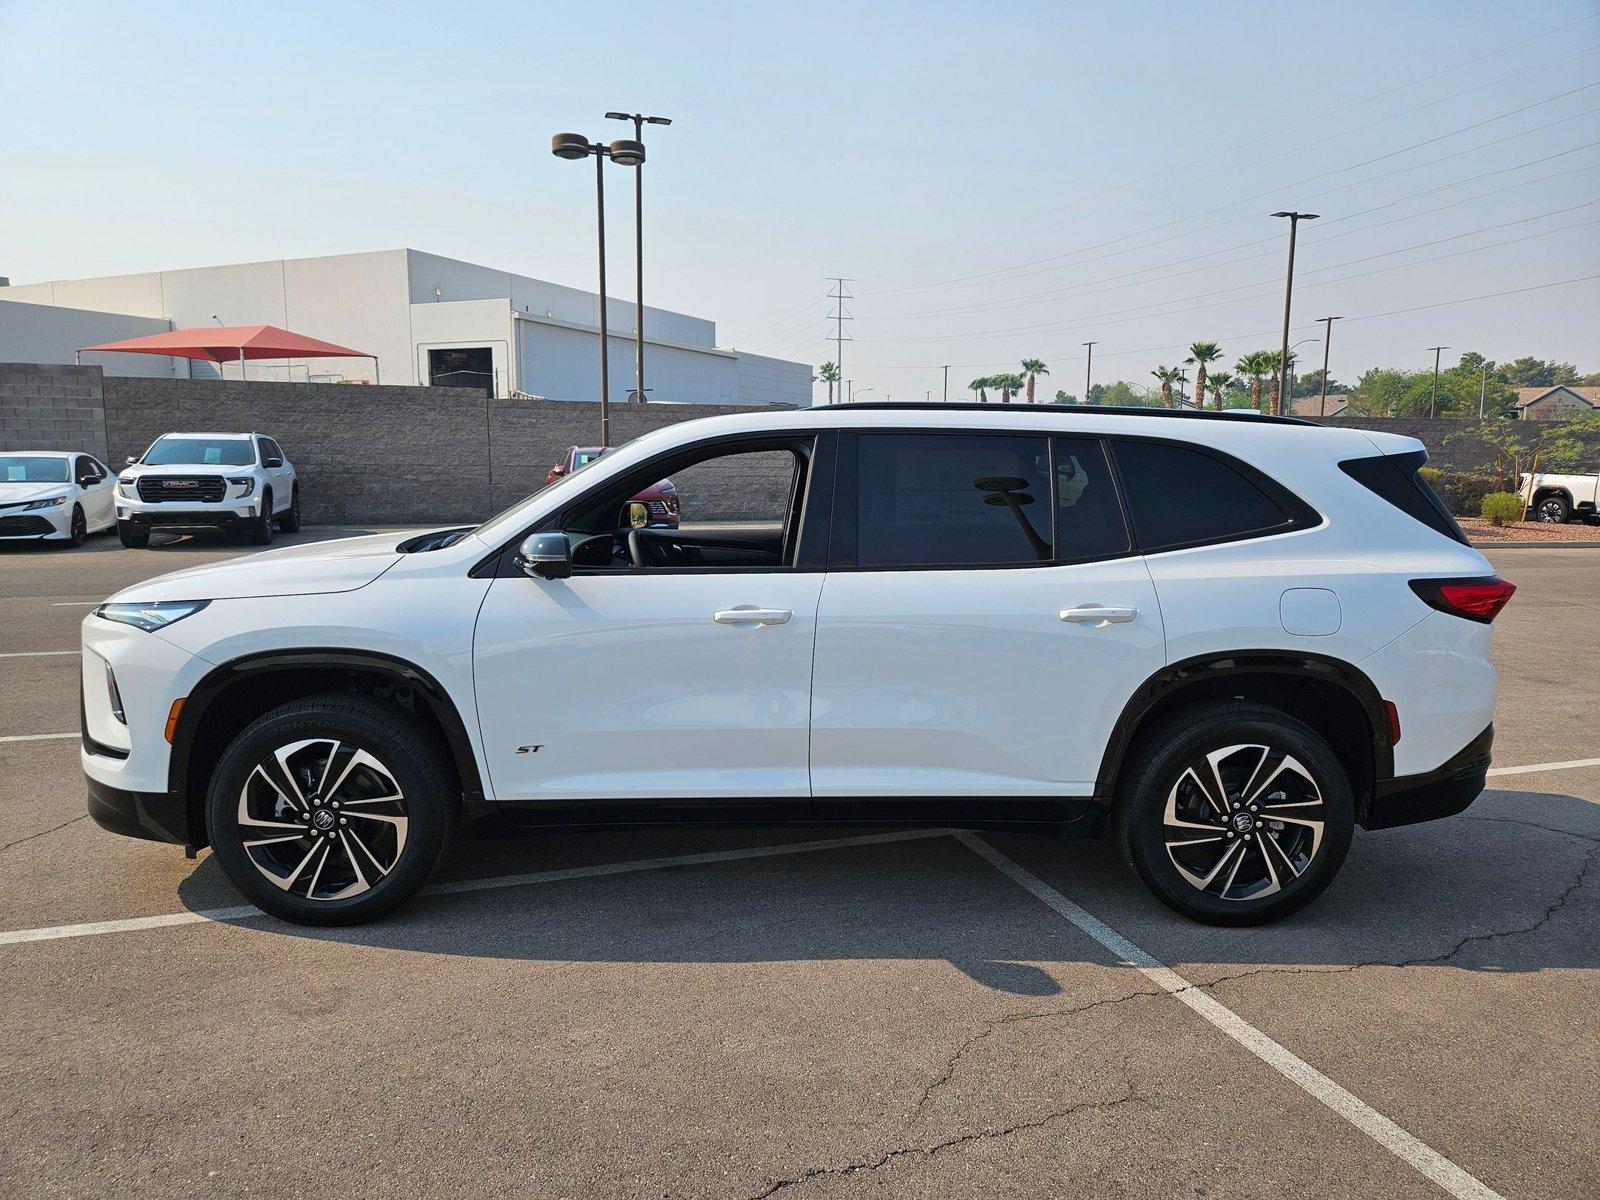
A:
[809,431,1165,806]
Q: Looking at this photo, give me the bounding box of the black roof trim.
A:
[824,402,1311,426]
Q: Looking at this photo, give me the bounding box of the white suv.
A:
[81,405,1511,926]
[116,432,299,547]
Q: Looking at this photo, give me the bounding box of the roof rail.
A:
[823,402,1311,426]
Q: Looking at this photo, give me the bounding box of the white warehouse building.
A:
[0,249,812,407]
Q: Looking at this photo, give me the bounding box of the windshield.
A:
[143,437,255,467]
[0,456,69,483]
[573,449,608,468]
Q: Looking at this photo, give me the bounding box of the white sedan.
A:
[0,451,118,546]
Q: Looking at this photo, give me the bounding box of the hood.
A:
[107,531,412,603]
[123,463,248,478]
[0,483,71,505]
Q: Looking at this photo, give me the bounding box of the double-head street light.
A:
[1287,337,1320,412]
[552,131,647,447]
[1272,211,1319,415]
[1428,345,1450,419]
[605,112,671,409]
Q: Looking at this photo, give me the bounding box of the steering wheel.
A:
[626,528,652,569]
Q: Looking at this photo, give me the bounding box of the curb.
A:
[1471,541,1600,550]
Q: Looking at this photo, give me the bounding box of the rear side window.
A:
[856,433,1051,567]
[1339,451,1467,545]
[1112,440,1301,551]
[1054,437,1131,561]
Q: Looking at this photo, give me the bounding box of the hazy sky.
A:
[3,0,1597,403]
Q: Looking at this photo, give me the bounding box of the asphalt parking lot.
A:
[1,530,1595,1199]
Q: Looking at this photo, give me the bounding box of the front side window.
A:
[0,455,69,483]
[856,433,1051,567]
[143,437,255,467]
[1111,440,1297,550]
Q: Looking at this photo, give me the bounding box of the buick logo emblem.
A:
[1231,811,1256,833]
[311,809,336,831]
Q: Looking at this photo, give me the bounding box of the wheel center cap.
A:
[311,809,336,831]
[1231,811,1256,834]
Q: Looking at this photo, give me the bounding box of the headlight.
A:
[227,476,256,497]
[24,496,67,510]
[95,600,211,632]
[116,478,136,497]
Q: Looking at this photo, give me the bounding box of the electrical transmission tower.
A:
[827,277,853,383]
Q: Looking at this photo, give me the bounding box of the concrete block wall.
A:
[0,363,109,462]
[1335,416,1600,473]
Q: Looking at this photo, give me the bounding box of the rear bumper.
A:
[1364,723,1492,830]
[85,774,194,845]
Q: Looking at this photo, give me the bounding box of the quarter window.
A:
[1111,440,1295,550]
[856,433,1051,567]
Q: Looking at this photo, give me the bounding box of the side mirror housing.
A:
[515,532,573,580]
[264,456,284,468]
[125,456,140,466]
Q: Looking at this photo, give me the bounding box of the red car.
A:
[544,446,679,528]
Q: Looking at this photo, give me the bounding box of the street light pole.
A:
[1272,211,1319,415]
[1083,341,1097,403]
[1479,363,1490,419]
[606,112,671,406]
[942,364,949,403]
[1317,316,1341,417]
[1427,345,1449,419]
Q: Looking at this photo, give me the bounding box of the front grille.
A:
[137,476,226,503]
[0,515,55,535]
[645,500,673,516]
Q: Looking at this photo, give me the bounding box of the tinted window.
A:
[143,437,255,467]
[1054,437,1130,561]
[1339,451,1467,545]
[0,455,68,482]
[263,439,285,461]
[1113,440,1293,549]
[857,434,1050,567]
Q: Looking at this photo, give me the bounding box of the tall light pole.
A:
[1287,337,1320,413]
[1272,211,1319,415]
[1082,341,1097,403]
[1479,361,1491,419]
[1316,316,1342,417]
[553,132,646,446]
[605,112,671,406]
[942,364,950,402]
[1428,345,1449,419]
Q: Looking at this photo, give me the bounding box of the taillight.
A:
[1409,576,1516,624]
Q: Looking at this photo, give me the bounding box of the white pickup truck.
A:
[1520,466,1600,524]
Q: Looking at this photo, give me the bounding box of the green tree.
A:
[1053,389,1080,404]
[1206,370,1234,409]
[992,371,1025,403]
[1235,351,1273,413]
[817,361,839,405]
[1151,365,1181,408]
[1185,341,1224,409]
[1020,358,1049,404]
[969,375,993,403]
[1498,356,1579,388]
[1448,414,1600,517]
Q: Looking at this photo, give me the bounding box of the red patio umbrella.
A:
[78,324,379,382]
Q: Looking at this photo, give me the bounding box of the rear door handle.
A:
[714,607,793,626]
[1060,605,1138,626]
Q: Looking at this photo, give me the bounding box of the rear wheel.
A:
[117,520,149,548]
[206,695,453,925]
[1117,702,1355,925]
[248,489,275,544]
[1535,493,1569,524]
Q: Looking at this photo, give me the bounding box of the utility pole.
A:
[942,364,950,403]
[1272,211,1319,415]
[1177,368,1189,409]
[1479,362,1490,419]
[827,277,853,383]
[1083,341,1097,403]
[1317,316,1341,417]
[1428,345,1449,419]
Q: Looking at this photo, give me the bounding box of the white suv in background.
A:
[116,432,299,547]
[0,451,117,546]
[81,404,1511,928]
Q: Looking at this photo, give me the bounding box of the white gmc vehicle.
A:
[81,405,1512,927]
[116,432,300,547]
[1520,465,1599,524]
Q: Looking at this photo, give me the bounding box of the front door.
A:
[75,456,115,529]
[809,432,1166,803]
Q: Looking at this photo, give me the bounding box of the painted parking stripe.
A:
[0,650,78,659]
[0,828,950,947]
[49,602,99,607]
[954,832,1506,1200]
[1487,757,1600,777]
[0,733,79,744]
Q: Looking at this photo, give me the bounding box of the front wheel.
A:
[63,505,87,548]
[277,485,301,533]
[1535,494,1569,524]
[247,490,275,544]
[1117,702,1354,926]
[205,695,454,925]
[117,520,149,548]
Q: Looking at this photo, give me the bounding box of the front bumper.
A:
[0,503,73,539]
[1364,723,1492,830]
[117,501,259,529]
[85,774,194,845]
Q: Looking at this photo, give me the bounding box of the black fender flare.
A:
[1092,650,1394,808]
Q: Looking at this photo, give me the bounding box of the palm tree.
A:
[1151,365,1181,408]
[1185,341,1224,409]
[1260,351,1284,414]
[969,375,993,403]
[992,371,1024,403]
[817,361,839,405]
[1235,351,1272,413]
[1206,370,1234,409]
[1020,358,1049,404]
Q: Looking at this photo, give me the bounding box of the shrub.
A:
[1480,492,1523,527]
[1442,470,1505,517]
[1417,465,1442,487]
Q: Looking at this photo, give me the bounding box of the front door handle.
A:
[714,607,793,626]
[1060,605,1138,626]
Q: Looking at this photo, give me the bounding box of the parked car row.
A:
[0,432,299,548]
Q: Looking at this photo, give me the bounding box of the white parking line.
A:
[0,828,949,947]
[0,733,79,744]
[954,832,1505,1200]
[1488,757,1600,777]
[49,602,99,607]
[0,650,77,659]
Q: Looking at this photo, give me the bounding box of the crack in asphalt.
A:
[744,1085,1148,1199]
[1463,813,1600,843]
[0,813,87,854]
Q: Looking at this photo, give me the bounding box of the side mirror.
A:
[551,464,567,477]
[125,456,140,466]
[264,457,283,468]
[514,532,573,580]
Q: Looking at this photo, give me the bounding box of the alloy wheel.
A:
[1537,499,1564,523]
[236,738,409,901]
[1162,743,1325,902]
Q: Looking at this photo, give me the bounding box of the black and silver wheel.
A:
[248,489,275,544]
[206,695,452,925]
[1118,702,1354,925]
[117,520,149,548]
[1535,494,1569,524]
[277,485,301,533]
[64,505,87,548]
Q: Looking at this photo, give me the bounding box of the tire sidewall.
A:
[249,490,275,544]
[1121,706,1355,925]
[68,505,86,547]
[206,700,450,925]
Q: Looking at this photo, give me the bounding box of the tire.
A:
[1116,701,1355,926]
[63,505,87,548]
[206,694,454,925]
[248,490,275,545]
[277,485,301,533]
[117,520,149,548]
[1534,493,1569,524]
